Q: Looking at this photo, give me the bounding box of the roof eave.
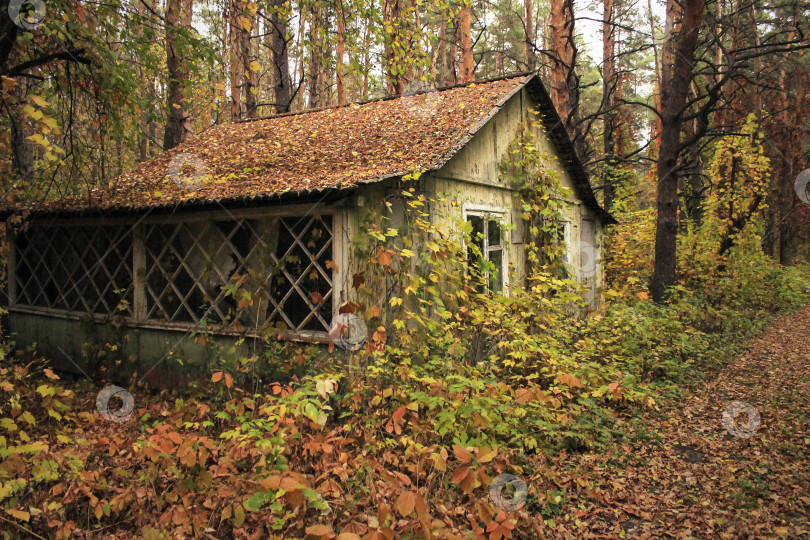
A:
[522,75,617,225]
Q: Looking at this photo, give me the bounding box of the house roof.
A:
[7,73,614,223]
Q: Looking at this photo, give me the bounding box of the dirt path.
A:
[537,304,810,539]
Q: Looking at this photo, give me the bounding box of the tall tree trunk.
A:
[9,81,34,183]
[651,0,706,303]
[218,0,229,122]
[383,0,404,93]
[148,78,158,156]
[434,10,448,86]
[307,1,323,107]
[548,0,581,155]
[778,12,800,265]
[136,0,149,159]
[524,0,535,71]
[407,0,420,84]
[163,0,193,150]
[268,0,291,113]
[294,0,307,110]
[319,6,332,106]
[243,10,257,118]
[459,2,474,82]
[336,0,346,106]
[362,3,372,98]
[229,0,245,121]
[449,20,459,84]
[602,0,617,209]
[245,11,259,118]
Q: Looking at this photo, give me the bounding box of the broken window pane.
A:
[14,224,134,316]
[143,214,333,334]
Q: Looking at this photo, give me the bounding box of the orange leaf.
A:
[414,492,429,523]
[395,490,416,517]
[6,509,29,522]
[450,465,470,484]
[557,373,582,388]
[212,372,223,383]
[305,524,333,537]
[453,444,472,463]
[224,373,233,388]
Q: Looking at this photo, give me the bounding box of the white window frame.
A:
[462,204,509,292]
[559,220,571,265]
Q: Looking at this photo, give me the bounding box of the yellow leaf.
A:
[249,60,261,72]
[477,447,497,463]
[1,76,18,90]
[6,509,29,522]
[233,503,245,526]
[29,95,49,108]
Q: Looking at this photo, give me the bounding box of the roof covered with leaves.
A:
[10,73,612,222]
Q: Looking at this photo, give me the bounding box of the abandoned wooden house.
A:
[2,73,613,384]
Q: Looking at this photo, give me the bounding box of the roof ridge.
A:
[234,71,536,125]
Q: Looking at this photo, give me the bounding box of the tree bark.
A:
[383,0,405,93]
[602,0,617,209]
[136,0,149,159]
[434,10,448,86]
[524,0,536,71]
[243,11,257,118]
[268,0,292,113]
[449,19,459,84]
[230,0,245,121]
[362,2,372,98]
[163,0,193,150]
[218,0,229,123]
[336,0,346,106]
[307,1,323,107]
[548,0,581,155]
[9,81,34,183]
[460,2,474,82]
[651,0,706,303]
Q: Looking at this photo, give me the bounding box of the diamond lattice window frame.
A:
[6,205,349,343]
[8,219,136,318]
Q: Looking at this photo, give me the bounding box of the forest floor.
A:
[3,304,809,539]
[537,303,810,538]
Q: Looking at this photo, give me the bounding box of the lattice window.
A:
[13,224,134,316]
[142,214,333,334]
